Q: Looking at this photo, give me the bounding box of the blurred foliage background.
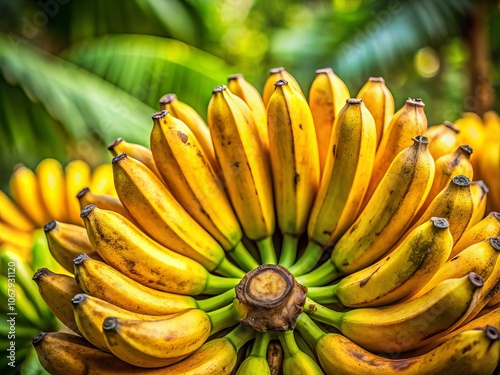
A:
[0,0,498,191]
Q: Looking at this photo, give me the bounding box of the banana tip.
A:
[111,153,127,165]
[369,77,385,83]
[269,67,285,74]
[430,217,449,229]
[275,79,288,87]
[443,121,460,133]
[76,187,90,199]
[228,73,243,81]
[316,67,333,74]
[485,325,500,341]
[32,268,49,281]
[80,204,96,218]
[459,145,473,155]
[71,293,88,305]
[73,253,91,265]
[32,332,47,346]
[407,98,425,107]
[159,93,176,105]
[468,272,484,288]
[152,110,168,120]
[451,175,470,187]
[347,98,363,105]
[107,137,124,151]
[102,317,118,331]
[43,220,57,233]
[490,237,500,252]
[212,85,227,93]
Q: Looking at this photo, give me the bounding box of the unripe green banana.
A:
[278,330,323,375]
[236,332,272,375]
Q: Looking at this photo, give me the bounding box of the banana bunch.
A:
[0,67,496,374]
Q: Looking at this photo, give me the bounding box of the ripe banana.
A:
[236,332,272,375]
[307,217,452,307]
[308,67,350,174]
[278,330,323,375]
[32,268,82,333]
[0,221,33,253]
[228,73,269,153]
[468,180,489,229]
[362,98,428,206]
[304,272,484,353]
[424,120,460,160]
[65,160,91,225]
[207,85,275,263]
[44,219,101,273]
[112,153,243,278]
[299,135,435,286]
[355,76,394,148]
[262,67,304,106]
[452,211,500,257]
[77,187,131,219]
[454,112,484,172]
[10,164,50,227]
[150,110,257,271]
[89,163,117,197]
[267,79,320,267]
[296,313,499,375]
[35,158,68,222]
[296,98,376,274]
[0,189,35,233]
[159,93,217,170]
[478,140,500,212]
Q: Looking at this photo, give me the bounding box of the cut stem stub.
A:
[235,264,307,332]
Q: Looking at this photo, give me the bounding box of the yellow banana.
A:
[278,330,323,375]
[424,120,460,160]
[159,93,217,170]
[452,211,500,257]
[65,160,91,225]
[44,219,101,273]
[108,137,164,183]
[308,67,350,174]
[152,324,256,375]
[32,268,83,333]
[0,189,36,232]
[228,73,269,153]
[392,175,473,249]
[267,79,320,267]
[35,158,68,222]
[306,217,453,307]
[111,154,243,277]
[304,272,483,353]
[454,112,484,172]
[262,67,304,107]
[101,309,212,368]
[0,221,33,251]
[10,164,50,227]
[89,163,117,197]
[150,110,257,271]
[295,98,376,273]
[410,237,500,300]
[362,98,428,206]
[478,139,500,212]
[33,331,173,375]
[296,313,500,375]
[81,205,240,294]
[72,254,204,314]
[207,85,275,262]
[299,135,435,285]
[355,76,394,148]
[77,186,131,219]
[468,180,489,230]
[236,332,272,375]
[416,144,474,218]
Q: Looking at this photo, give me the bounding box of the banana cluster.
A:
[2,67,500,374]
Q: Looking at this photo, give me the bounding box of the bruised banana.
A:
[362,98,428,206]
[72,253,233,314]
[355,77,394,148]
[296,313,500,375]
[44,219,101,273]
[150,110,257,271]
[304,272,484,353]
[267,79,320,267]
[306,217,452,307]
[308,68,350,174]
[112,153,243,278]
[424,120,460,160]
[298,135,435,285]
[208,85,275,263]
[262,67,304,106]
[35,158,68,222]
[236,332,272,375]
[294,98,376,274]
[65,160,92,225]
[278,330,323,375]
[267,339,284,375]
[452,211,500,257]
[32,268,83,333]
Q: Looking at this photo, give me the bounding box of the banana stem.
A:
[295,313,325,349]
[225,323,257,351]
[288,241,323,276]
[197,288,236,312]
[228,241,259,271]
[208,301,243,334]
[279,234,299,267]
[204,274,241,295]
[277,330,299,357]
[214,256,246,278]
[303,297,342,329]
[295,259,340,287]
[305,283,341,304]
[256,236,277,264]
[251,332,273,358]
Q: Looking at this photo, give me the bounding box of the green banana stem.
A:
[279,234,299,268]
[208,301,244,334]
[305,283,341,304]
[197,288,236,312]
[228,241,260,271]
[295,258,341,286]
[256,236,277,264]
[288,241,323,276]
[214,256,246,278]
[251,332,273,358]
[225,323,257,351]
[278,329,299,357]
[303,297,342,329]
[295,313,325,349]
[204,274,241,295]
